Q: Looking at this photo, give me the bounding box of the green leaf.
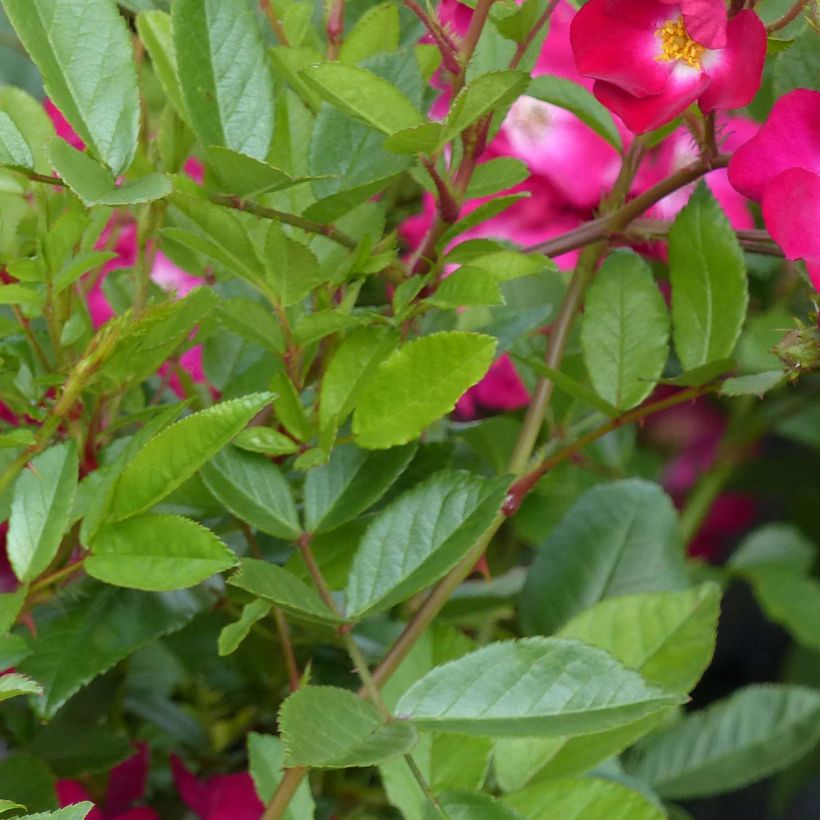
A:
[18,582,208,717]
[300,63,425,134]
[262,222,324,307]
[107,393,272,521]
[464,157,529,198]
[0,86,56,174]
[0,110,33,169]
[233,428,299,456]
[626,685,820,799]
[248,733,316,815]
[218,599,271,656]
[527,76,622,151]
[137,10,187,122]
[47,138,172,206]
[774,29,820,94]
[3,0,139,174]
[581,249,670,410]
[438,194,528,247]
[503,777,664,820]
[228,559,342,624]
[200,446,301,540]
[319,325,398,432]
[720,370,786,397]
[396,638,684,736]
[424,790,522,819]
[669,184,748,370]
[19,806,95,820]
[521,480,687,635]
[427,267,505,308]
[173,0,274,159]
[0,672,43,702]
[0,755,56,813]
[0,587,26,633]
[304,443,416,534]
[384,122,444,155]
[353,332,496,449]
[339,1,400,64]
[86,514,237,591]
[0,802,24,816]
[206,147,302,198]
[660,357,734,387]
[728,523,815,574]
[443,70,529,144]
[279,686,418,767]
[8,442,78,583]
[345,471,509,618]
[559,583,721,693]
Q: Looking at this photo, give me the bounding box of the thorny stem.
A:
[627,219,782,256]
[510,0,559,69]
[272,607,301,693]
[766,0,810,31]
[403,0,462,74]
[260,0,290,45]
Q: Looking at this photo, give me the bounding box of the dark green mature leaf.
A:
[396,638,683,736]
[248,733,316,814]
[528,76,622,151]
[353,332,496,449]
[173,0,274,159]
[0,672,43,702]
[3,0,139,174]
[669,185,748,369]
[626,685,820,799]
[303,443,416,534]
[200,445,301,540]
[47,138,172,206]
[503,777,664,820]
[774,28,820,94]
[228,559,342,624]
[0,110,33,169]
[443,70,529,144]
[18,582,208,717]
[8,442,78,583]
[319,325,399,432]
[137,10,187,121]
[345,471,509,618]
[87,514,237,591]
[108,393,272,521]
[339,1,400,64]
[520,480,688,635]
[261,222,324,307]
[581,249,670,410]
[279,686,418,767]
[0,755,56,812]
[301,63,425,134]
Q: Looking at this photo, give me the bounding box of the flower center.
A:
[656,16,705,69]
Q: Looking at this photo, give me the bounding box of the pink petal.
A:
[474,355,530,412]
[199,773,264,820]
[594,69,709,133]
[57,782,104,820]
[680,0,727,48]
[170,756,210,818]
[106,743,150,814]
[571,0,674,97]
[698,11,766,114]
[44,100,84,150]
[762,168,820,282]
[728,89,820,201]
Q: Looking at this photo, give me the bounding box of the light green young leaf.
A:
[0,86,56,174]
[345,471,509,619]
[173,0,274,159]
[427,267,505,308]
[304,443,416,534]
[0,672,43,702]
[423,790,522,819]
[279,686,418,767]
[443,70,529,144]
[626,685,820,799]
[233,428,299,457]
[384,122,443,155]
[503,777,664,820]
[339,1,400,64]
[464,157,529,198]
[200,446,300,540]
[18,582,208,717]
[396,638,684,736]
[0,111,33,169]
[520,480,688,635]
[136,10,187,122]
[559,583,721,694]
[527,76,622,151]
[218,599,271,656]
[353,332,496,449]
[670,184,748,370]
[248,733,316,814]
[8,442,78,583]
[47,138,172,207]
[581,249,670,410]
[300,63,425,135]
[86,514,237,591]
[108,393,272,521]
[21,805,96,820]
[319,325,399,433]
[0,587,27,634]
[0,801,24,816]
[3,0,139,174]
[228,559,342,624]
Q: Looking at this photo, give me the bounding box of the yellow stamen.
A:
[656,16,705,69]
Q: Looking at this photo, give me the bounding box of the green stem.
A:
[261,767,309,820]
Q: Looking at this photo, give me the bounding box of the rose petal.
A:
[698,11,766,114]
[680,0,727,48]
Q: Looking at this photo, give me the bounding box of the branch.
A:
[766,0,810,31]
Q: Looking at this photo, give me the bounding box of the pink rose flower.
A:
[570,0,766,133]
[728,89,820,289]
[455,354,530,420]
